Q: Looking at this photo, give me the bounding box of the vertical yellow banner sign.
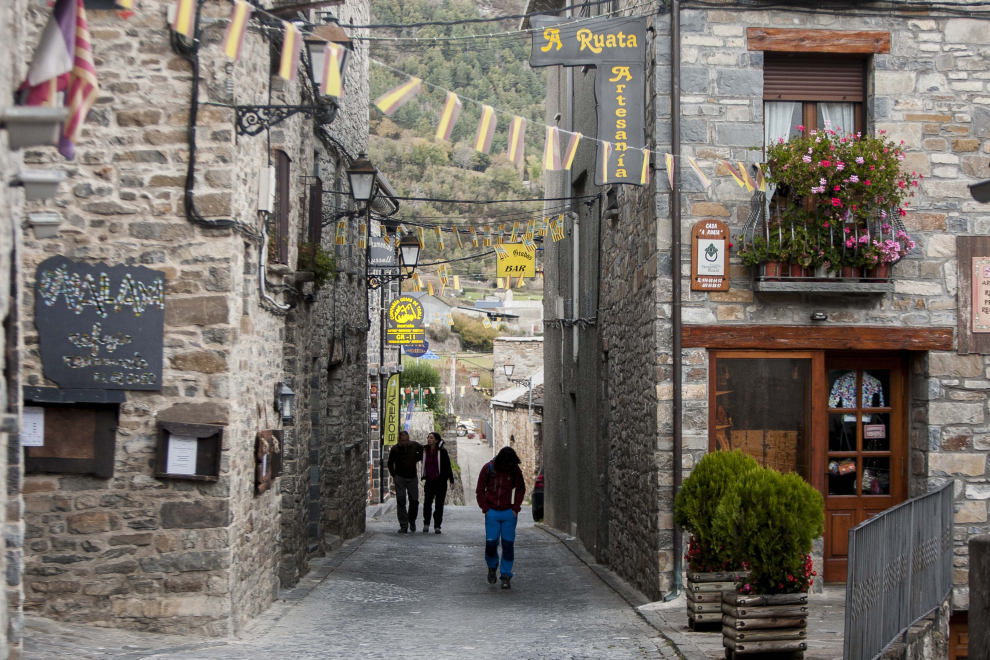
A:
[384,374,400,446]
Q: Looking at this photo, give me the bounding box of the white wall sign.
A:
[165,435,198,475]
[21,407,44,447]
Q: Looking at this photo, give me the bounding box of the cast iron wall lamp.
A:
[234,24,350,136]
[274,382,296,424]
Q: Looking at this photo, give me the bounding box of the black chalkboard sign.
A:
[35,256,165,390]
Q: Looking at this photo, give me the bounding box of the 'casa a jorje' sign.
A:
[35,256,165,390]
[530,15,647,187]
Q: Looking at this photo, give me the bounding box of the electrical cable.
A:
[681,0,990,16]
[327,191,596,203]
[347,0,616,28]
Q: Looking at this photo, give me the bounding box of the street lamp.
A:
[347,153,379,204]
[503,363,515,378]
[399,234,421,273]
[470,373,481,388]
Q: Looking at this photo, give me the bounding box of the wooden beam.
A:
[747,28,891,54]
[682,325,953,351]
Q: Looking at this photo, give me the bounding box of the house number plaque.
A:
[691,219,729,292]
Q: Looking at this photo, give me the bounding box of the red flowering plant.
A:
[756,126,921,271]
[713,469,824,595]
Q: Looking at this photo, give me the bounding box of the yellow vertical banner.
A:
[384,374,400,446]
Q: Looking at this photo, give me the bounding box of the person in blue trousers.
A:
[475,447,526,589]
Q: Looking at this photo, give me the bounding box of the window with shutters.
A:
[763,53,866,149]
[271,150,291,264]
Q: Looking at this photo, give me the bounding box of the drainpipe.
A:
[571,212,580,363]
[664,0,684,603]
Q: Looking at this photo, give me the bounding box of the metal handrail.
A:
[843,482,954,660]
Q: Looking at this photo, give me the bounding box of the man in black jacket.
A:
[387,431,423,533]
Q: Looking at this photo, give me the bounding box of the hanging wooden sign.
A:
[691,219,729,291]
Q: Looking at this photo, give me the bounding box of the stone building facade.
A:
[536,0,990,634]
[16,0,372,636]
[492,337,543,393]
[1,0,32,655]
[491,381,544,494]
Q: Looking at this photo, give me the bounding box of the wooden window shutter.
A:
[307,179,323,268]
[274,151,291,264]
[763,54,865,102]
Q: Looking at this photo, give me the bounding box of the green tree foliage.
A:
[450,313,498,351]
[674,450,760,572]
[713,469,825,595]
[400,362,445,415]
[368,0,547,281]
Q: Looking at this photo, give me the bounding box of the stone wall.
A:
[17,0,369,635]
[492,338,543,393]
[492,404,542,494]
[1,0,29,654]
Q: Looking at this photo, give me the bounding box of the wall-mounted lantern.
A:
[470,373,481,388]
[503,363,515,378]
[275,382,296,424]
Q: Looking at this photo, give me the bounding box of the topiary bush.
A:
[713,469,824,595]
[674,450,760,573]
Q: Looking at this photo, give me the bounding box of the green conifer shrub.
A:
[713,469,824,594]
[674,450,760,572]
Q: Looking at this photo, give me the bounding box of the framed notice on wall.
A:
[957,237,990,354]
[691,219,729,291]
[155,421,223,481]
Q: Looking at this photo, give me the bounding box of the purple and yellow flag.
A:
[474,105,496,154]
[278,22,302,81]
[374,77,422,116]
[507,116,526,164]
[453,275,460,289]
[543,126,561,171]
[509,222,518,243]
[416,226,425,249]
[496,277,505,289]
[721,160,746,189]
[172,0,196,37]
[221,0,251,60]
[427,281,435,296]
[738,161,756,192]
[322,42,345,97]
[517,274,525,288]
[454,228,464,249]
[435,91,462,141]
[563,131,581,170]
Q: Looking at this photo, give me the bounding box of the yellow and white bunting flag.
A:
[641,149,651,185]
[335,220,346,245]
[484,225,492,247]
[525,218,536,240]
[397,224,407,237]
[474,105,496,154]
[439,268,449,285]
[455,228,463,249]
[510,222,519,243]
[438,280,446,296]
[416,227,425,249]
[428,281,435,296]
[721,160,746,188]
[453,275,460,289]
[493,244,508,259]
[738,162,756,192]
[665,153,675,189]
[435,91,462,141]
[538,217,549,237]
[471,227,479,248]
[278,22,303,81]
[482,317,492,328]
[543,126,562,171]
[550,215,565,242]
[460,386,465,396]
[382,231,391,246]
[358,221,367,249]
[446,313,454,326]
[172,0,196,37]
[221,0,252,60]
[445,386,451,395]
[688,157,712,189]
[523,238,536,253]
[434,226,444,251]
[496,277,505,289]
[321,42,345,97]
[434,313,441,324]
[756,165,767,192]
[507,116,526,164]
[563,131,581,170]
[516,274,525,288]
[497,224,505,245]
[374,77,422,116]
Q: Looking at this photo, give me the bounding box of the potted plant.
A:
[673,450,759,629]
[714,469,824,658]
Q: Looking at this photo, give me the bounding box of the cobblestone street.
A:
[25,506,678,660]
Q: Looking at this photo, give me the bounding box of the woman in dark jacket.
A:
[476,446,526,589]
[421,432,455,534]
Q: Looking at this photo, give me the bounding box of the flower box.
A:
[722,592,809,659]
[686,570,749,630]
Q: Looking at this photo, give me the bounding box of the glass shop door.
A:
[822,357,907,582]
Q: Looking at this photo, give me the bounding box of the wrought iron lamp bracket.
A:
[234,102,337,137]
[367,269,408,290]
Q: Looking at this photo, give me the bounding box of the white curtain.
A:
[763,102,798,219]
[820,103,855,135]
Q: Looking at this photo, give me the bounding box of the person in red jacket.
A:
[476,447,526,589]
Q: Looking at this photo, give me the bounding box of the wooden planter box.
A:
[722,592,809,659]
[686,570,748,630]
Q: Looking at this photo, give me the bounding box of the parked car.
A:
[532,473,544,522]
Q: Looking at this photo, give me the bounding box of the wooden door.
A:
[822,357,907,582]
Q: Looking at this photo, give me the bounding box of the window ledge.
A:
[754,279,892,294]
